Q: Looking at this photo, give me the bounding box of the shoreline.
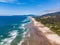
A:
[19,16,60,45]
[20,17,51,45]
[29,17,60,45]
[21,23,52,45]
[18,21,31,45]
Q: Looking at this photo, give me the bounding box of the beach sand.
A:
[20,17,60,45]
[21,23,52,45]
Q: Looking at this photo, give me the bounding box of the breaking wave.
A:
[0,16,31,45]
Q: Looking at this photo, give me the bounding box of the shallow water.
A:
[0,16,31,45]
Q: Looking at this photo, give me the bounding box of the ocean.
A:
[0,16,31,45]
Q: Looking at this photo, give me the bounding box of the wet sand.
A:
[22,23,52,45]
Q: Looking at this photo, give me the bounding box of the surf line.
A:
[18,28,30,45]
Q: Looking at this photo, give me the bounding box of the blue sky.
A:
[0,0,60,15]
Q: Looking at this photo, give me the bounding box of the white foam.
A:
[22,17,30,22]
[18,39,24,45]
[19,22,29,30]
[9,30,18,36]
[19,24,25,30]
[22,19,28,22]
[18,28,30,45]
[0,30,18,45]
[18,31,27,45]
[22,30,28,38]
[18,17,31,45]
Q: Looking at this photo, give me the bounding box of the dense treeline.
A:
[35,12,60,35]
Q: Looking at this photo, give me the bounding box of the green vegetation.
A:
[35,12,60,36]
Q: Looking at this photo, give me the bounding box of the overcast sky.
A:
[0,0,60,15]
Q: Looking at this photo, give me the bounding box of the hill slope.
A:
[35,12,60,35]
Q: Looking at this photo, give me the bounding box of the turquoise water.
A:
[0,16,30,45]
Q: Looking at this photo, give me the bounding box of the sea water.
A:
[0,16,31,45]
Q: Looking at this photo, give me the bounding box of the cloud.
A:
[43,7,60,14]
[45,7,60,12]
[0,0,6,2]
[0,0,26,5]
[0,0,17,3]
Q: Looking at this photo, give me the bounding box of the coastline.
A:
[20,16,51,45]
[19,16,60,45]
[29,17,60,45]
[21,23,51,45]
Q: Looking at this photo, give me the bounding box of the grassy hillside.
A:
[35,12,60,36]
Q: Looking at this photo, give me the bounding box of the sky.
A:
[0,0,60,15]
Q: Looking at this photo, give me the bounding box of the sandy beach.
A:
[20,17,51,45]
[21,23,52,45]
[20,17,60,45]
